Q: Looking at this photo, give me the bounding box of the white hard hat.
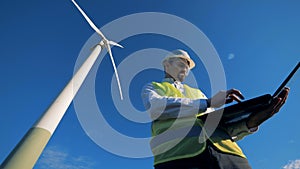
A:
[163,49,195,69]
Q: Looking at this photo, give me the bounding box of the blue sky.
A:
[1,0,300,169]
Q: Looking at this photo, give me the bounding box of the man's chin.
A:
[177,75,186,82]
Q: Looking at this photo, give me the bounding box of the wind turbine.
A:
[72,0,124,100]
[0,1,123,168]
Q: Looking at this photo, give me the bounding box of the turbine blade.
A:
[72,0,106,39]
[109,41,124,48]
[72,0,124,100]
[106,43,124,100]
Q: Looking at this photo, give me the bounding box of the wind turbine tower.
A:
[0,1,123,168]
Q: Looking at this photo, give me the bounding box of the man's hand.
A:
[246,87,290,129]
[207,89,245,108]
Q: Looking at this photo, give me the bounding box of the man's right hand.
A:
[207,89,245,108]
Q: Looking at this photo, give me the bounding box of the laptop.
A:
[202,62,299,124]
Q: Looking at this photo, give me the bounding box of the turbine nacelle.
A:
[99,40,124,49]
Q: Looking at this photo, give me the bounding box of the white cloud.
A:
[228,53,235,60]
[283,159,300,169]
[35,146,97,169]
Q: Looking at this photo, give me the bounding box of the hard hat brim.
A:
[163,55,195,69]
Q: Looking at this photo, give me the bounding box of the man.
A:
[142,49,289,169]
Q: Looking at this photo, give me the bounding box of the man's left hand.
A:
[246,87,290,129]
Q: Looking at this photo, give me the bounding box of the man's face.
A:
[164,58,190,82]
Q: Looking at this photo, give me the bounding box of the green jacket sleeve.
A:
[224,120,258,141]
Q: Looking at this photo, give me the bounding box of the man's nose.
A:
[183,66,188,72]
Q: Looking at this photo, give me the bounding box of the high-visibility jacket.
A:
[150,81,246,165]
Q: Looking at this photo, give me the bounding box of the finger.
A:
[271,97,282,107]
[284,86,290,91]
[225,97,233,104]
[274,98,286,113]
[228,94,242,103]
[278,87,289,103]
[272,87,289,112]
[278,87,289,98]
[227,89,245,100]
[271,98,283,114]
